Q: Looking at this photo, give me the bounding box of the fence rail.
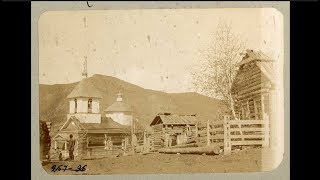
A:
[198,115,270,155]
[147,115,270,155]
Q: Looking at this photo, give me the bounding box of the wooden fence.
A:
[136,131,154,153]
[86,145,124,157]
[141,115,270,155]
[197,115,270,155]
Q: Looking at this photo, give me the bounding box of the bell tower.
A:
[66,56,102,123]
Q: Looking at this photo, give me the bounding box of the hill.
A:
[39,74,226,131]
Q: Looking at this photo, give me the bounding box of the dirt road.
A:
[42,147,276,174]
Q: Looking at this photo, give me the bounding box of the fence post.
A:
[224,115,231,155]
[147,137,150,152]
[206,120,210,146]
[262,114,270,147]
[195,123,198,143]
[125,137,129,151]
[143,131,147,153]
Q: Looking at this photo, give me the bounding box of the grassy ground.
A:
[42,147,276,175]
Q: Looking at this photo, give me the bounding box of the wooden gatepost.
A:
[206,120,210,146]
[142,131,150,153]
[262,113,270,148]
[221,114,270,155]
[223,115,231,155]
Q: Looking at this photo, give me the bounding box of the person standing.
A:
[68,134,76,161]
[168,135,172,147]
[132,134,137,151]
[164,133,170,147]
[108,137,113,150]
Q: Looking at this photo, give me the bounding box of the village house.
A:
[150,113,198,150]
[231,49,280,148]
[49,60,134,160]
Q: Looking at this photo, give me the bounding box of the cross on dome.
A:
[82,56,88,79]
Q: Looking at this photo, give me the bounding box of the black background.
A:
[291,0,318,178]
[1,1,31,179]
[0,0,318,179]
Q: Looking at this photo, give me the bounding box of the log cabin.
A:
[150,113,198,150]
[231,49,276,120]
[231,49,281,149]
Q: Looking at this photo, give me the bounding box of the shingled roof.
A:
[67,78,102,99]
[104,93,133,112]
[238,49,274,66]
[150,113,197,126]
[238,49,276,84]
[104,101,133,112]
[55,116,131,137]
[82,117,130,131]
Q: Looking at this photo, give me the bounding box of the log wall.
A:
[151,124,164,150]
[232,63,272,120]
[151,124,198,150]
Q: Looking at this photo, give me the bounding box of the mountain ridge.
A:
[39,74,225,131]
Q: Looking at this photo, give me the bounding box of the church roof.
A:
[104,92,133,112]
[82,117,130,131]
[104,101,133,112]
[56,116,131,136]
[67,78,102,99]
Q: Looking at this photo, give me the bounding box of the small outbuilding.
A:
[231,49,281,149]
[150,113,198,150]
[231,49,276,120]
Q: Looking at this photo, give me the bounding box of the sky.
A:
[38,8,283,93]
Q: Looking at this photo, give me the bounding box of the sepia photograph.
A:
[36,5,285,175]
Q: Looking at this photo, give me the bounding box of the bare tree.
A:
[192,21,246,120]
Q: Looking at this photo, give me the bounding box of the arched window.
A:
[88,99,92,113]
[74,99,77,113]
